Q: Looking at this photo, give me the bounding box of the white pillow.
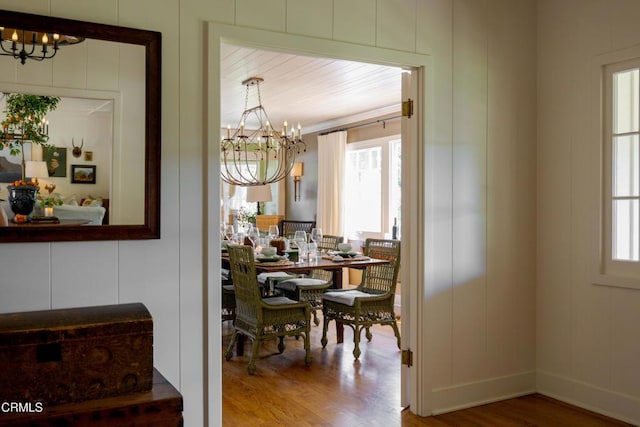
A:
[65,194,79,206]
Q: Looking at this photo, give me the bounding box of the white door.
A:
[400,66,422,410]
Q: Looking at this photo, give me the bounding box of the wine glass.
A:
[310,228,323,243]
[268,225,279,240]
[224,225,234,241]
[294,230,307,245]
[248,226,260,248]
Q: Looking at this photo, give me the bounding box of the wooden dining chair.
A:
[321,238,401,360]
[225,245,312,374]
[274,234,343,325]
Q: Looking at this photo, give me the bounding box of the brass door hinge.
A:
[402,99,413,118]
[401,349,413,367]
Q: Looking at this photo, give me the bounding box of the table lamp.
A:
[24,160,49,186]
[246,184,272,215]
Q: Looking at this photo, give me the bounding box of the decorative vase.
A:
[7,185,38,222]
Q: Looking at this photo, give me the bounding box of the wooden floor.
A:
[222,316,632,427]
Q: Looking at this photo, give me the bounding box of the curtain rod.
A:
[319,115,402,136]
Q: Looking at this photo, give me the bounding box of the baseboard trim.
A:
[537,370,640,425]
[429,371,536,415]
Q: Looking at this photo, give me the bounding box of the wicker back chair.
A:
[221,268,236,323]
[225,245,312,374]
[316,234,343,252]
[279,220,316,239]
[274,234,344,325]
[321,238,401,360]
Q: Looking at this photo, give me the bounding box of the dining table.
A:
[221,249,390,347]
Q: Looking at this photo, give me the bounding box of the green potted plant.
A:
[0,94,60,222]
[1,93,60,180]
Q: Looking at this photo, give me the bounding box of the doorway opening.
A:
[210,24,427,424]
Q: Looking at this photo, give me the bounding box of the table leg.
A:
[331,268,344,344]
[236,335,244,356]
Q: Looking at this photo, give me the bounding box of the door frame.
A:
[207,23,430,425]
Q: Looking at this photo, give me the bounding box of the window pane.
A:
[389,139,402,236]
[613,199,640,261]
[345,147,382,235]
[613,134,639,197]
[614,68,639,134]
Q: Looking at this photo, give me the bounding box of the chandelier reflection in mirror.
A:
[221,77,306,186]
[0,26,84,64]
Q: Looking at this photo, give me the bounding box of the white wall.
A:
[537,0,640,423]
[0,1,541,425]
[205,0,537,421]
[419,0,537,413]
[0,0,188,423]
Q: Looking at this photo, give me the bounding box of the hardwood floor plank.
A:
[222,316,631,426]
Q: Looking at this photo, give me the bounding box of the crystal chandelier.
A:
[221,77,306,186]
[0,26,84,65]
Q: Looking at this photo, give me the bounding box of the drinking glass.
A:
[248,226,260,248]
[268,225,279,240]
[307,241,318,262]
[294,230,307,245]
[310,228,323,244]
[296,241,308,263]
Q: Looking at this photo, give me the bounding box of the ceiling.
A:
[220,43,404,135]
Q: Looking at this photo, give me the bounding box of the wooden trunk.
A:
[0,303,153,405]
[0,369,182,427]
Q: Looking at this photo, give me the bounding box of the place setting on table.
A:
[220,224,392,344]
[220,225,380,271]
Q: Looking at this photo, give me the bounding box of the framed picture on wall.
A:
[0,155,22,183]
[44,146,67,177]
[71,165,96,184]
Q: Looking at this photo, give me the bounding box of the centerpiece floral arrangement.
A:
[38,183,63,208]
[237,206,257,226]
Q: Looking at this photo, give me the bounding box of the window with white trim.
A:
[604,60,640,276]
[344,136,401,240]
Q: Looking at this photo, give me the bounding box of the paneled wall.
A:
[0,1,543,426]
[538,0,640,423]
[0,0,187,423]
[205,0,537,421]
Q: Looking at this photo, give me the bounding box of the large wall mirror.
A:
[0,10,160,242]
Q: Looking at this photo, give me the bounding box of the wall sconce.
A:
[290,162,303,201]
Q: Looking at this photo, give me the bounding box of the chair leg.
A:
[390,320,401,349]
[248,338,260,375]
[365,326,372,342]
[321,314,330,348]
[277,336,286,353]
[304,329,312,366]
[311,308,320,326]
[353,325,363,360]
[225,331,238,361]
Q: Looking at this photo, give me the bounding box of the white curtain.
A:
[316,131,347,237]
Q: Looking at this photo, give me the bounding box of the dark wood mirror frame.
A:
[0,9,161,242]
